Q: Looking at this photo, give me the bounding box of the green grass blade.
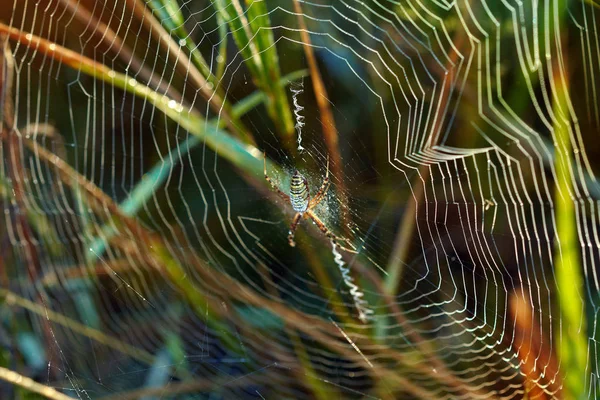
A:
[553,68,588,400]
[214,0,295,142]
[245,0,295,137]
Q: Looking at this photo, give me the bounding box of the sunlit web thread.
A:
[331,242,372,323]
[290,79,305,151]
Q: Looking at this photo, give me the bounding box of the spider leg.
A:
[308,155,330,208]
[306,210,357,253]
[288,212,303,247]
[264,153,290,201]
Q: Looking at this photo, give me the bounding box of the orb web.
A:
[1,0,599,398]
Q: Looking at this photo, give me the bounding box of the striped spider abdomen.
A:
[290,170,310,212]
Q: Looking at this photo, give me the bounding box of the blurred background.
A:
[1,0,599,398]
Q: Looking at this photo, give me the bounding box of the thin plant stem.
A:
[384,28,466,296]
[383,164,429,295]
[0,365,73,400]
[0,35,40,281]
[292,0,350,232]
[215,10,228,83]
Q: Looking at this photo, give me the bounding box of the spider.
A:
[264,154,355,252]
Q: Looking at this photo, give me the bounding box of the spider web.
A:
[1,0,599,398]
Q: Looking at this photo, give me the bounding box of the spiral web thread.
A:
[1,0,600,398]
